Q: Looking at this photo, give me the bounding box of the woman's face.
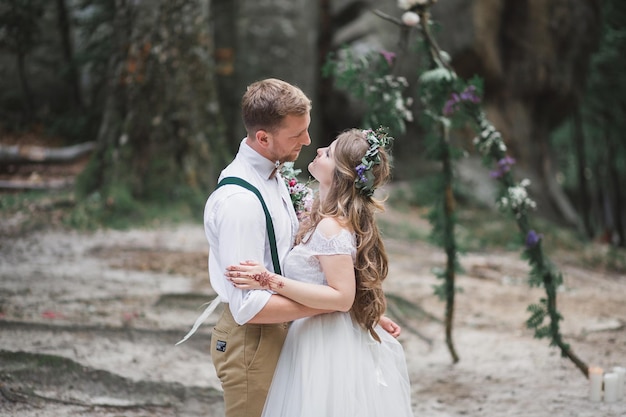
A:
[308,140,336,188]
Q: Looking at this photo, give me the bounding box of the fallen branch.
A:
[0,141,95,165]
[0,178,75,190]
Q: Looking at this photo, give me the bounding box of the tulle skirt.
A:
[261,311,414,417]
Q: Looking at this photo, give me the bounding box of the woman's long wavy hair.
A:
[296,129,391,342]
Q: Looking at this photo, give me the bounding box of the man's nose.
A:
[303,131,311,146]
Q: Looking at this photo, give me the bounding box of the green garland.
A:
[470,109,588,377]
[324,3,589,377]
[414,7,588,377]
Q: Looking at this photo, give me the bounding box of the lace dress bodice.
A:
[283,227,356,285]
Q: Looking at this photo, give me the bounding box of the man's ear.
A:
[255,129,270,148]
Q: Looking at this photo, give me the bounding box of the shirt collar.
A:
[238,138,280,180]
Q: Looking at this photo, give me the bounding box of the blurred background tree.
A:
[0,0,44,121]
[551,0,626,247]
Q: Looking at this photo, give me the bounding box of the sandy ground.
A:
[1,210,625,417]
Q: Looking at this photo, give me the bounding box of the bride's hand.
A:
[378,315,401,338]
[225,261,271,290]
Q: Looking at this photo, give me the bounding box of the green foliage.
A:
[404,175,442,207]
[45,109,101,144]
[526,302,547,330]
[377,217,428,242]
[73,146,206,229]
[416,71,485,334]
[471,105,586,372]
[323,47,413,136]
[63,191,104,229]
[585,0,626,126]
[0,0,45,54]
[64,185,201,230]
[548,0,626,245]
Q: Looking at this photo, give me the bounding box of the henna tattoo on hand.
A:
[252,271,284,291]
[253,271,271,287]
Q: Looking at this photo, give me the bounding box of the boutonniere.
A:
[280,162,314,220]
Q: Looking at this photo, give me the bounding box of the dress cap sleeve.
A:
[308,227,356,257]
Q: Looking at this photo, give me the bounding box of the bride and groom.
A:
[183,78,414,417]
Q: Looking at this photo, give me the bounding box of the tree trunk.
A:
[211,0,238,153]
[55,0,83,109]
[77,0,229,207]
[606,131,625,247]
[530,121,580,228]
[16,50,34,117]
[573,107,593,238]
[211,0,319,157]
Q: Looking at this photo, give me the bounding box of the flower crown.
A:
[355,128,393,197]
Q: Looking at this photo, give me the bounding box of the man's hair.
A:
[241,78,312,135]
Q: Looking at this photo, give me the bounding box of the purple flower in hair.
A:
[356,163,368,184]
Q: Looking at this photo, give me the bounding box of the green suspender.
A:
[217,177,282,275]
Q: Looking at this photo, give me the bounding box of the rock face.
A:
[431,0,602,222]
[211,0,320,151]
[435,0,601,160]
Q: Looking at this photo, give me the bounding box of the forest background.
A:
[0,0,625,416]
[1,0,625,240]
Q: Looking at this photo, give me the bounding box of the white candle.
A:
[589,367,603,402]
[604,372,618,403]
[612,366,625,400]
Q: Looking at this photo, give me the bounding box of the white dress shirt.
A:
[204,139,300,324]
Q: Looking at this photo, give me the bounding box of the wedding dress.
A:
[261,227,414,417]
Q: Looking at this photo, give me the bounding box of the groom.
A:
[204,78,328,417]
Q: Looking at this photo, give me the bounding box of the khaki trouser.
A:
[211,306,289,417]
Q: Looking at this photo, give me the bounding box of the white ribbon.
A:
[175,296,222,346]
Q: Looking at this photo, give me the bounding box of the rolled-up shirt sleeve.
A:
[206,189,273,324]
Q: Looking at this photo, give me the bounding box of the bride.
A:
[226,128,414,417]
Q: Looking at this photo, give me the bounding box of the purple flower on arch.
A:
[459,85,480,103]
[525,230,542,248]
[442,85,481,116]
[380,50,396,66]
[490,155,516,179]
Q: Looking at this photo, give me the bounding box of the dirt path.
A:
[1,214,625,416]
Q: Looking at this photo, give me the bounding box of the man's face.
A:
[267,113,311,163]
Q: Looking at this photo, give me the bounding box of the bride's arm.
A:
[227,254,355,312]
